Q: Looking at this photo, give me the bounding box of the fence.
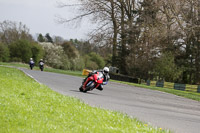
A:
[146,80,200,93]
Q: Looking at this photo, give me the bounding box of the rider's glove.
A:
[103,81,108,85]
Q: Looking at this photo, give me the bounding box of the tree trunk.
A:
[120,2,127,74]
[110,0,118,66]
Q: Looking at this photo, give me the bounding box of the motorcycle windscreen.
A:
[97,72,104,84]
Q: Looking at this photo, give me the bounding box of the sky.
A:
[0,0,94,40]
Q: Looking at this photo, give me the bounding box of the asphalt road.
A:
[21,68,200,133]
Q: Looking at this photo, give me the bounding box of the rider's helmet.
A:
[103,67,109,74]
[30,58,33,60]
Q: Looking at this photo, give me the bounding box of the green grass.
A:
[44,68,83,77]
[0,62,83,77]
[0,62,29,68]
[0,66,169,133]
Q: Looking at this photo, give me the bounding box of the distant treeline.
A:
[0,20,110,71]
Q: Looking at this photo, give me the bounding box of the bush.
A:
[154,52,183,82]
[69,57,85,71]
[0,42,10,62]
[9,40,32,63]
[89,52,105,69]
[11,57,22,62]
[83,55,98,70]
[61,42,78,59]
[40,42,68,69]
[31,42,44,64]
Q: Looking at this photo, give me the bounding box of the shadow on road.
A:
[70,90,102,95]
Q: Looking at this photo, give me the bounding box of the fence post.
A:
[174,83,185,91]
[198,86,200,93]
[147,80,150,86]
[156,81,164,87]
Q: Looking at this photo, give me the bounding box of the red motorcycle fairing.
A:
[82,72,104,91]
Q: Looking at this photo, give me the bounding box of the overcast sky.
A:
[0,0,94,40]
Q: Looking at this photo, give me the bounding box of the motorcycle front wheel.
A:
[83,81,95,93]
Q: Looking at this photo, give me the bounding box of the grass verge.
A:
[0,62,83,77]
[0,66,169,133]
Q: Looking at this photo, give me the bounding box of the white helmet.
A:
[103,67,109,74]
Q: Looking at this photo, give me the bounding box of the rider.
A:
[38,59,44,71]
[29,58,35,70]
[84,67,110,91]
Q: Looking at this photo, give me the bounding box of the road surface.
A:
[21,68,200,133]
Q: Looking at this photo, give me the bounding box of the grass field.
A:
[0,66,169,133]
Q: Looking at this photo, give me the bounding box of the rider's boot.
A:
[96,85,103,91]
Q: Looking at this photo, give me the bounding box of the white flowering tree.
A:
[40,42,70,69]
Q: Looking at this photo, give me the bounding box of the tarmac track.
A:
[21,68,200,133]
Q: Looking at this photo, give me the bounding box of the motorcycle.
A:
[30,64,34,70]
[39,62,44,71]
[29,61,34,70]
[79,72,104,93]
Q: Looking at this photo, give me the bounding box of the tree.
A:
[160,0,200,84]
[53,36,64,45]
[57,0,119,66]
[0,20,33,44]
[0,42,9,62]
[84,55,98,70]
[41,42,69,69]
[89,52,105,69]
[58,0,200,84]
[154,52,183,82]
[37,33,45,42]
[9,40,32,63]
[31,42,44,64]
[61,41,78,59]
[45,33,53,43]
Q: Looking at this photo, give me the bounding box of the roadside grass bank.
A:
[1,62,199,102]
[0,62,83,77]
[0,62,29,69]
[0,66,169,133]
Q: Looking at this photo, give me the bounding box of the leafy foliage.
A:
[37,33,45,42]
[0,42,9,62]
[89,52,105,69]
[40,42,68,69]
[45,33,53,43]
[31,42,44,64]
[61,41,78,59]
[84,55,98,70]
[155,52,183,82]
[9,40,32,63]
[8,40,44,64]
